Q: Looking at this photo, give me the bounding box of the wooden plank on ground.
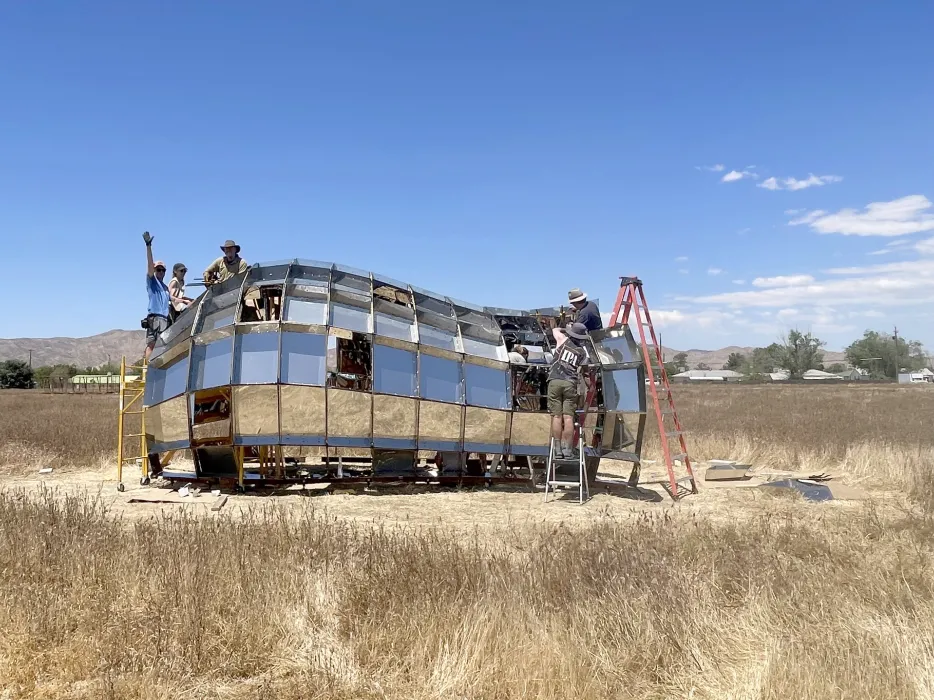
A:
[211,495,228,511]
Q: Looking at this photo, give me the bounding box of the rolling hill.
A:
[0,331,845,370]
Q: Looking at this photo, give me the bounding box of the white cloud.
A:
[916,237,934,255]
[696,164,725,172]
[752,274,815,288]
[732,279,746,285]
[678,268,689,275]
[758,174,842,191]
[707,267,723,276]
[788,195,934,237]
[675,256,689,262]
[721,169,757,183]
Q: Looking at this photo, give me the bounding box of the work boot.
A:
[553,441,565,460]
[561,440,573,460]
[566,441,580,461]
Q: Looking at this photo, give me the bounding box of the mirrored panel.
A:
[373,344,417,397]
[417,400,462,447]
[593,328,640,366]
[280,332,327,386]
[460,325,508,361]
[601,411,639,452]
[464,363,509,410]
[151,297,200,359]
[190,386,232,445]
[279,385,326,443]
[418,354,463,403]
[373,394,417,447]
[246,260,291,285]
[189,335,234,391]
[284,288,328,325]
[326,389,372,441]
[331,267,371,294]
[413,289,454,317]
[196,283,242,334]
[330,290,371,334]
[602,367,645,413]
[145,394,189,448]
[463,407,509,453]
[232,385,279,441]
[233,330,280,384]
[145,350,190,405]
[508,412,550,455]
[416,312,458,351]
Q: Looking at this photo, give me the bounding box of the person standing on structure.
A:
[203,239,248,285]
[142,231,171,361]
[567,288,603,332]
[168,263,193,321]
[547,321,590,459]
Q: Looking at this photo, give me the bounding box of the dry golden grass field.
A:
[1,384,934,699]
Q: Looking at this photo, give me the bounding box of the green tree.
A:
[827,363,847,373]
[723,352,746,371]
[0,360,35,389]
[771,329,825,379]
[769,329,825,379]
[695,362,712,371]
[845,330,927,379]
[672,352,689,371]
[742,347,779,376]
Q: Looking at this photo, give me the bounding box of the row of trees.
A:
[0,360,127,389]
[665,329,929,380]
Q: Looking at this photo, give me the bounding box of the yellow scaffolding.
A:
[116,356,148,492]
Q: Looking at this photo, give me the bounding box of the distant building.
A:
[671,369,743,382]
[802,369,844,381]
[71,374,141,385]
[763,371,790,382]
[835,368,868,381]
[898,372,930,384]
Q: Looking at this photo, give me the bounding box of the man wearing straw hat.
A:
[203,239,248,286]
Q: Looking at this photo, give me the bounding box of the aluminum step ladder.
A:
[543,436,590,504]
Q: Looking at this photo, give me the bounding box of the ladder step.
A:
[670,453,687,462]
[548,480,581,487]
[123,410,145,415]
[665,431,683,438]
[123,433,145,438]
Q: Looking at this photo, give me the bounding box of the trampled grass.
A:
[1,384,934,698]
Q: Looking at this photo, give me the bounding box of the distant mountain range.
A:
[0,331,848,370]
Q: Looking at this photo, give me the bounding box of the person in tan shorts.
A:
[546,322,589,459]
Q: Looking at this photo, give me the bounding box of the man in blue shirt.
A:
[143,231,171,361]
[568,288,603,332]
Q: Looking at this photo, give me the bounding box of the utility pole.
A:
[893,325,900,379]
[28,350,32,368]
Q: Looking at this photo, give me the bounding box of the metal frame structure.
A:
[116,357,148,492]
[135,261,655,493]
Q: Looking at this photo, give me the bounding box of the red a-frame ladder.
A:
[607,277,698,500]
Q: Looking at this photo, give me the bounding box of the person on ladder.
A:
[547,321,590,460]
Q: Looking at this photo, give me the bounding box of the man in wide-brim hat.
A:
[567,287,603,332]
[547,321,591,459]
[203,239,248,285]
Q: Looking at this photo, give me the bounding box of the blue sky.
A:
[1,1,932,352]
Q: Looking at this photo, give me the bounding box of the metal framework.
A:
[133,261,656,493]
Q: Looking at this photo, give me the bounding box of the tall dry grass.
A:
[2,488,934,699]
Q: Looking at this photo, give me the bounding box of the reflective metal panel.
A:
[233,330,280,384]
[592,328,640,366]
[146,395,189,445]
[463,407,508,449]
[246,260,291,285]
[279,385,326,438]
[373,395,417,439]
[464,363,509,409]
[374,297,417,342]
[508,412,550,453]
[416,320,458,351]
[151,296,199,360]
[283,286,328,325]
[418,354,463,403]
[373,344,416,397]
[417,400,463,443]
[602,368,645,412]
[280,332,327,386]
[189,335,234,390]
[145,350,190,405]
[601,411,638,451]
[233,385,280,437]
[330,290,371,334]
[460,330,508,362]
[326,389,372,439]
[196,283,242,334]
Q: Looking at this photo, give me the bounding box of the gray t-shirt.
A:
[548,339,586,382]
